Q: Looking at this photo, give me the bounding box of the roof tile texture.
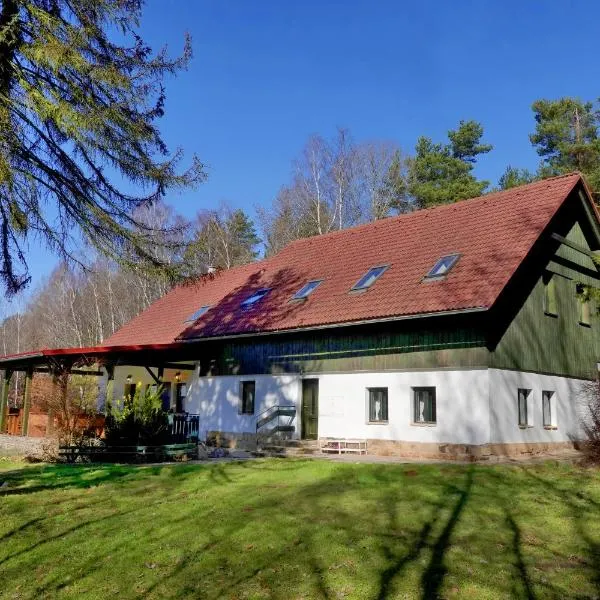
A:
[103,173,582,346]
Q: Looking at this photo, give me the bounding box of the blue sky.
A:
[18,0,600,300]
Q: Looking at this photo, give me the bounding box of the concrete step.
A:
[257,441,321,457]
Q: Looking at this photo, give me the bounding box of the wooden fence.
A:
[1,408,105,438]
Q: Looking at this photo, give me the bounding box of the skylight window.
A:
[241,288,271,308]
[292,280,323,300]
[184,305,211,323]
[351,266,388,291]
[425,254,460,279]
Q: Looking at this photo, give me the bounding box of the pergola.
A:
[0,343,200,436]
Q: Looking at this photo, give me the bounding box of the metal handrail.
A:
[256,405,296,433]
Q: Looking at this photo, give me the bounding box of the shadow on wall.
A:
[185,375,300,441]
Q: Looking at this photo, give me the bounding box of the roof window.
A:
[425,254,460,279]
[292,280,323,300]
[351,266,388,291]
[184,305,211,323]
[241,288,271,308]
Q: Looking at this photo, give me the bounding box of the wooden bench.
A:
[161,443,197,460]
[320,439,368,455]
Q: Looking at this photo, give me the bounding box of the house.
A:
[1,173,599,458]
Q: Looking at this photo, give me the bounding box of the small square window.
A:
[368,388,388,422]
[425,254,460,279]
[518,388,532,427]
[543,275,557,316]
[352,266,388,291]
[292,280,323,300]
[413,387,436,424]
[576,284,592,326]
[240,381,255,415]
[241,289,271,308]
[542,390,556,428]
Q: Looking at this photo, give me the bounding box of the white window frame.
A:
[542,390,557,429]
[366,387,389,424]
[412,387,437,425]
[517,388,533,428]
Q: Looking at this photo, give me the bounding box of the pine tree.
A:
[0,0,204,293]
[407,120,492,208]
[498,166,535,190]
[530,98,600,197]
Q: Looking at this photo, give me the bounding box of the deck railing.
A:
[168,413,200,443]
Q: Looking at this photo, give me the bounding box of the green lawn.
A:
[1,458,600,599]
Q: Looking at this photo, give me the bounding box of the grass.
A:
[1,458,600,599]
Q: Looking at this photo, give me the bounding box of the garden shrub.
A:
[104,385,169,446]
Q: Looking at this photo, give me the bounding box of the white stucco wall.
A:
[182,368,491,445]
[488,368,588,444]
[101,364,594,447]
[184,374,302,440]
[315,369,491,445]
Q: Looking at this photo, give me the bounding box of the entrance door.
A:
[301,379,319,440]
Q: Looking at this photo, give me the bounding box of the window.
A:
[368,388,388,422]
[241,289,271,308]
[542,391,556,428]
[175,383,187,413]
[351,266,388,291]
[184,305,210,323]
[123,383,137,402]
[425,254,460,279]
[579,300,591,326]
[518,388,532,427]
[576,284,592,326]
[413,387,436,424]
[148,383,171,411]
[240,381,255,415]
[292,280,323,300]
[543,274,557,316]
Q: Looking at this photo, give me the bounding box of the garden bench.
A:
[320,439,368,455]
[161,443,197,460]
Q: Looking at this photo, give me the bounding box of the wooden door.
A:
[301,379,319,440]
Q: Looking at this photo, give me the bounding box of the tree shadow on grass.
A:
[419,468,474,600]
[0,463,147,496]
[519,465,600,596]
[2,460,600,600]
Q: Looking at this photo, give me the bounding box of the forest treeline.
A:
[1,96,599,356]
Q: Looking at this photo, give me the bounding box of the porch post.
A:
[47,370,58,436]
[0,369,12,433]
[104,364,115,413]
[21,368,33,436]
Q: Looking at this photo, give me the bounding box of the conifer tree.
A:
[497,165,535,190]
[407,120,492,208]
[0,0,204,293]
[530,98,600,197]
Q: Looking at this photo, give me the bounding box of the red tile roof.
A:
[103,173,589,346]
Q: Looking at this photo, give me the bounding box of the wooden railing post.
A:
[0,370,13,433]
[21,368,33,436]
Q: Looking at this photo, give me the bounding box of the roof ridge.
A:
[280,172,582,251]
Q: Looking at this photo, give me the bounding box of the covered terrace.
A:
[0,343,199,436]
